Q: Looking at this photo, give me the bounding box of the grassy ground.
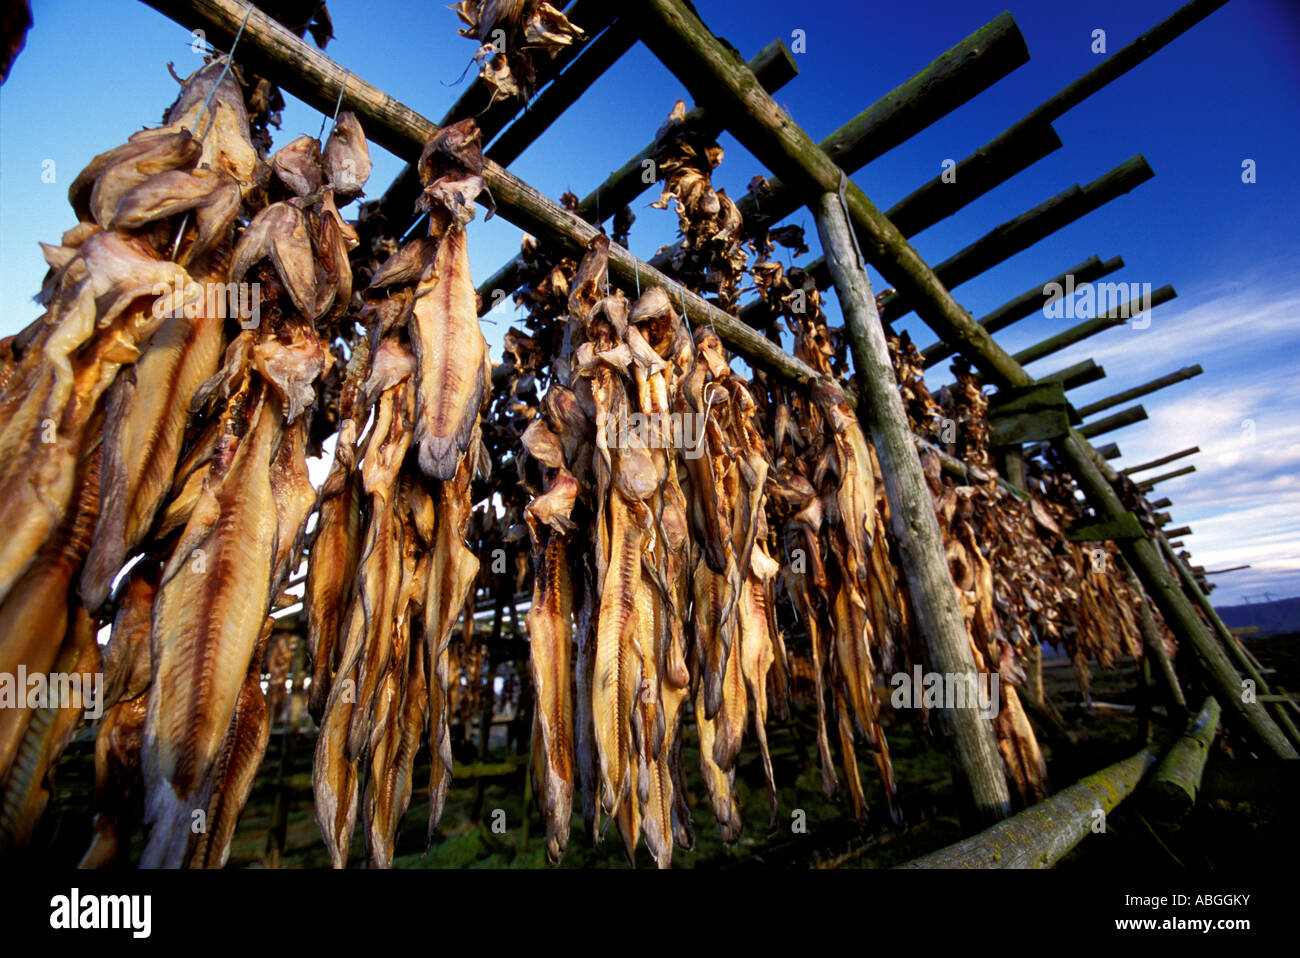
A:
[22,635,1298,868]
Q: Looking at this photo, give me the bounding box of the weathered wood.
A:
[1078,403,1147,439]
[1013,284,1177,366]
[1206,565,1250,575]
[922,256,1122,368]
[361,0,616,241]
[1140,466,1195,489]
[487,19,638,167]
[1146,697,1220,820]
[1119,556,1188,715]
[814,190,1010,823]
[1154,512,1172,526]
[988,381,1070,445]
[881,158,1153,322]
[1077,365,1203,418]
[1039,358,1106,391]
[1149,497,1172,509]
[475,37,798,312]
[720,11,1032,239]
[1095,442,1122,460]
[632,0,1033,388]
[141,0,834,395]
[1157,534,1300,751]
[1064,511,1145,542]
[900,740,1165,868]
[1122,446,1199,476]
[1162,525,1193,537]
[1054,429,1297,760]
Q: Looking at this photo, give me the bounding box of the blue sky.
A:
[1,0,1297,605]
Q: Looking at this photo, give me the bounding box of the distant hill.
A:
[1216,596,1300,636]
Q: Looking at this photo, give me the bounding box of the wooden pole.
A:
[1149,497,1172,509]
[1157,534,1300,751]
[1119,556,1187,715]
[1078,404,1147,439]
[722,11,1031,238]
[1039,358,1106,391]
[1145,697,1219,820]
[142,0,840,394]
[1055,430,1297,759]
[887,123,1061,237]
[486,20,638,167]
[475,38,799,313]
[900,740,1166,868]
[1123,446,1200,476]
[1140,466,1195,489]
[814,190,1011,823]
[880,158,1153,322]
[631,0,1034,388]
[361,0,616,241]
[1094,442,1122,460]
[1207,565,1250,575]
[1012,285,1177,366]
[1162,525,1193,537]
[1076,365,1203,418]
[922,256,1122,368]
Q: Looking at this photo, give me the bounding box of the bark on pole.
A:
[1122,446,1200,476]
[922,256,1123,368]
[1146,696,1220,820]
[1013,285,1178,366]
[814,190,1011,823]
[1076,365,1203,418]
[900,741,1165,868]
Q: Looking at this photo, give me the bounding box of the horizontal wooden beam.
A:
[632,0,1034,388]
[1039,358,1107,391]
[1163,525,1193,538]
[486,18,639,167]
[1094,442,1121,460]
[1206,565,1250,575]
[1013,284,1177,366]
[1122,446,1199,476]
[922,255,1123,368]
[475,37,798,313]
[881,156,1153,323]
[142,0,830,395]
[1076,364,1203,418]
[1141,466,1196,489]
[360,0,617,241]
[1078,403,1147,439]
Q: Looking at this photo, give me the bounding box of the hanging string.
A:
[400,210,429,241]
[171,3,253,262]
[319,70,350,141]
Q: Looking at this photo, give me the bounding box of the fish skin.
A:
[525,532,574,864]
[188,665,270,868]
[80,688,149,869]
[409,225,489,481]
[271,135,322,197]
[692,557,734,721]
[424,453,480,836]
[693,682,741,843]
[98,563,158,710]
[739,573,778,827]
[0,444,100,781]
[109,167,242,266]
[141,392,279,869]
[230,202,317,320]
[81,309,223,611]
[323,112,372,202]
[0,605,100,853]
[573,558,599,845]
[68,130,201,227]
[833,685,868,822]
[592,491,644,815]
[305,473,362,723]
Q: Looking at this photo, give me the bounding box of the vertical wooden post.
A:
[814,190,1011,823]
